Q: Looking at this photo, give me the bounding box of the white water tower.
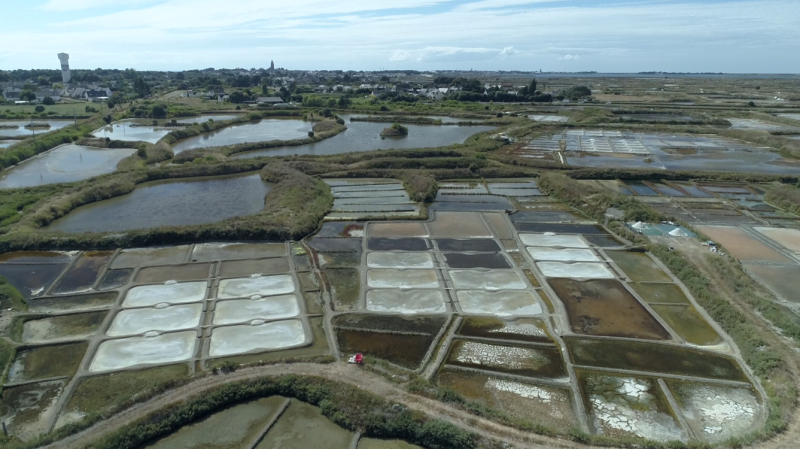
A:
[58,53,71,83]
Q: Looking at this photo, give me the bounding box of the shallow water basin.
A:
[123,281,208,307]
[218,275,295,299]
[89,331,196,372]
[456,290,542,316]
[536,262,615,279]
[526,247,601,262]
[367,252,434,269]
[107,304,203,336]
[450,270,526,290]
[367,269,439,289]
[366,290,446,314]
[209,319,307,357]
[213,294,301,324]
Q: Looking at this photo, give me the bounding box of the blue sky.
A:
[1,0,798,72]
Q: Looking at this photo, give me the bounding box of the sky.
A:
[0,0,798,73]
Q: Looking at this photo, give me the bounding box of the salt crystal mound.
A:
[519,234,589,248]
[107,303,203,337]
[449,270,527,290]
[486,378,554,403]
[457,290,542,316]
[536,262,615,279]
[587,376,687,443]
[123,281,208,308]
[213,294,301,325]
[526,247,601,262]
[366,269,439,289]
[89,331,196,372]
[217,274,295,299]
[675,383,759,442]
[366,290,446,314]
[209,319,307,357]
[632,221,647,229]
[367,252,435,269]
[669,228,689,237]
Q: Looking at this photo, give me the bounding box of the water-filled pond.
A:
[47,172,270,233]
[0,120,73,137]
[92,119,172,143]
[0,140,13,148]
[172,119,312,153]
[176,114,241,124]
[0,144,135,188]
[231,115,496,158]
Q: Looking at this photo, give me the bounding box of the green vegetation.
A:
[381,124,410,137]
[0,116,106,170]
[91,375,478,449]
[765,183,800,215]
[64,364,191,419]
[0,276,26,310]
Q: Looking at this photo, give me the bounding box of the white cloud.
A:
[500,46,516,56]
[559,54,580,60]
[457,0,564,12]
[390,47,499,62]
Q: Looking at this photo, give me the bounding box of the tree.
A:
[107,101,115,109]
[20,91,36,102]
[151,105,167,118]
[229,91,246,104]
[133,77,150,97]
[35,105,45,113]
[529,78,538,95]
[337,96,351,108]
[42,96,55,105]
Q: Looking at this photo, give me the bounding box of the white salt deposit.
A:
[489,322,548,338]
[217,275,295,299]
[669,228,689,237]
[519,234,589,248]
[123,281,208,308]
[366,290,446,314]
[455,341,549,370]
[89,331,196,372]
[486,379,553,402]
[209,319,307,357]
[449,270,527,290]
[107,304,203,336]
[213,294,301,325]
[536,262,615,279]
[676,383,759,442]
[366,269,439,289]
[457,291,542,316]
[526,247,602,262]
[367,252,434,269]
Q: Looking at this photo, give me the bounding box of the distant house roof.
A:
[256,96,284,104]
[3,88,21,100]
[85,88,111,98]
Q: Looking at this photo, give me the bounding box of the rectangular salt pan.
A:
[123,281,208,307]
[107,304,203,336]
[89,331,196,372]
[367,269,439,289]
[449,270,527,290]
[209,319,307,357]
[367,252,434,269]
[457,290,542,316]
[366,290,446,314]
[526,247,601,262]
[536,262,615,279]
[213,294,301,325]
[519,234,589,248]
[217,275,295,299]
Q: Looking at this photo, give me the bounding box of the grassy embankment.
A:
[0,116,106,169]
[87,375,478,449]
[539,171,799,446]
[0,102,95,119]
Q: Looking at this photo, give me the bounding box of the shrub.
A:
[35,105,45,113]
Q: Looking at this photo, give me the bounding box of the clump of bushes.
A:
[380,124,409,137]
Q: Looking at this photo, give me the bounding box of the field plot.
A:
[696,225,794,263]
[325,179,421,219]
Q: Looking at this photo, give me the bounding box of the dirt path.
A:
[657,237,800,449]
[47,362,583,449]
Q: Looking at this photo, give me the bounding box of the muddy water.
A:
[444,253,511,269]
[336,329,434,369]
[0,263,66,298]
[631,283,691,304]
[143,396,286,449]
[0,380,65,441]
[316,221,366,238]
[651,304,722,346]
[549,278,671,340]
[192,242,285,261]
[97,269,133,290]
[436,369,575,430]
[0,251,75,264]
[51,251,114,294]
[435,239,500,252]
[326,268,360,311]
[9,342,87,382]
[220,258,291,278]
[136,263,211,283]
[606,250,672,282]
[172,119,312,153]
[111,246,192,269]
[232,116,495,158]
[367,238,428,251]
[447,340,566,378]
[22,311,106,343]
[458,317,553,343]
[310,238,363,253]
[256,400,356,449]
[92,119,171,143]
[369,222,427,238]
[29,292,117,313]
[0,144,134,188]
[566,337,747,381]
[48,173,270,233]
[428,212,492,238]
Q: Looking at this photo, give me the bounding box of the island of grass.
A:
[380,123,409,138]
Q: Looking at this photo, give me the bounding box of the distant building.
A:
[270,60,275,71]
[2,87,21,101]
[85,88,112,102]
[256,96,284,105]
[36,89,61,103]
[58,53,71,83]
